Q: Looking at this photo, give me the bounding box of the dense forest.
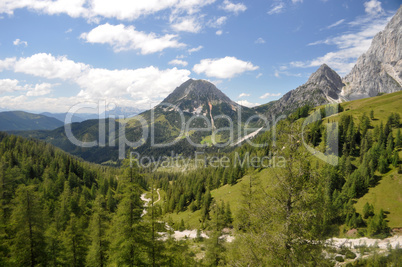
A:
[1,103,401,266]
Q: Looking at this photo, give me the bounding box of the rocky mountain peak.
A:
[163,79,233,106]
[159,79,239,115]
[342,5,402,100]
[306,64,344,98]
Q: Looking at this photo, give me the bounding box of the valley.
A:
[0,2,402,266]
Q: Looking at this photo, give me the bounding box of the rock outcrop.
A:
[341,6,402,100]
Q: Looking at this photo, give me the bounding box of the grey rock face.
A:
[264,64,344,117]
[342,6,402,99]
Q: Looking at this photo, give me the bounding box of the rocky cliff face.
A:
[264,64,343,117]
[342,6,402,100]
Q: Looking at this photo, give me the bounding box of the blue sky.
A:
[0,0,400,113]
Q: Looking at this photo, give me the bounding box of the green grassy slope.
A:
[162,91,402,229]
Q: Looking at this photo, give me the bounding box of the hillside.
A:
[159,91,402,230]
[0,111,64,131]
[13,79,262,163]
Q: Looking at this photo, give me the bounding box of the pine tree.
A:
[86,195,109,267]
[9,185,46,266]
[370,109,374,120]
[61,214,87,266]
[204,202,225,266]
[228,123,328,266]
[108,179,146,266]
[379,155,388,174]
[392,152,399,168]
[395,129,401,149]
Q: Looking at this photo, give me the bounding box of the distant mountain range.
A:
[7,5,402,163]
[0,111,64,131]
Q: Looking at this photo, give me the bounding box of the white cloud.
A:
[80,23,186,54]
[0,0,218,22]
[255,37,265,44]
[221,0,247,14]
[260,92,281,99]
[291,0,303,3]
[256,73,263,78]
[0,78,55,96]
[327,19,345,29]
[238,93,250,98]
[13,38,28,47]
[188,45,203,53]
[90,0,177,20]
[171,16,203,33]
[169,59,188,66]
[0,79,26,94]
[236,100,260,108]
[193,56,258,79]
[0,0,89,18]
[0,53,191,110]
[216,30,223,35]
[65,28,72,33]
[208,16,227,28]
[288,8,394,75]
[274,69,302,78]
[13,53,88,80]
[364,0,383,16]
[268,2,284,15]
[26,83,55,96]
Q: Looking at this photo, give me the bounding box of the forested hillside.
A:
[0,133,196,266]
[1,92,402,266]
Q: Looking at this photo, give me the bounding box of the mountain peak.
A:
[162,79,234,107]
[342,5,402,99]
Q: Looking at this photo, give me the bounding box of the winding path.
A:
[140,189,160,217]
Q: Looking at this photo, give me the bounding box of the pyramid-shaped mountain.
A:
[258,64,344,117]
[159,79,241,116]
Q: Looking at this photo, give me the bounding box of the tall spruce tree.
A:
[9,185,46,266]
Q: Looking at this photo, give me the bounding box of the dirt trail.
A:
[140,189,160,217]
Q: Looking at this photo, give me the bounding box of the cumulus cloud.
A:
[193,56,258,79]
[171,16,203,33]
[0,0,218,22]
[169,59,188,66]
[0,53,191,110]
[13,38,28,47]
[364,0,383,16]
[0,79,27,94]
[236,100,260,108]
[216,30,223,35]
[259,92,281,99]
[80,23,186,54]
[221,0,247,14]
[238,93,250,98]
[26,83,55,96]
[0,78,55,96]
[12,53,88,80]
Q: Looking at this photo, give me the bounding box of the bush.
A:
[335,256,344,262]
[345,250,357,259]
